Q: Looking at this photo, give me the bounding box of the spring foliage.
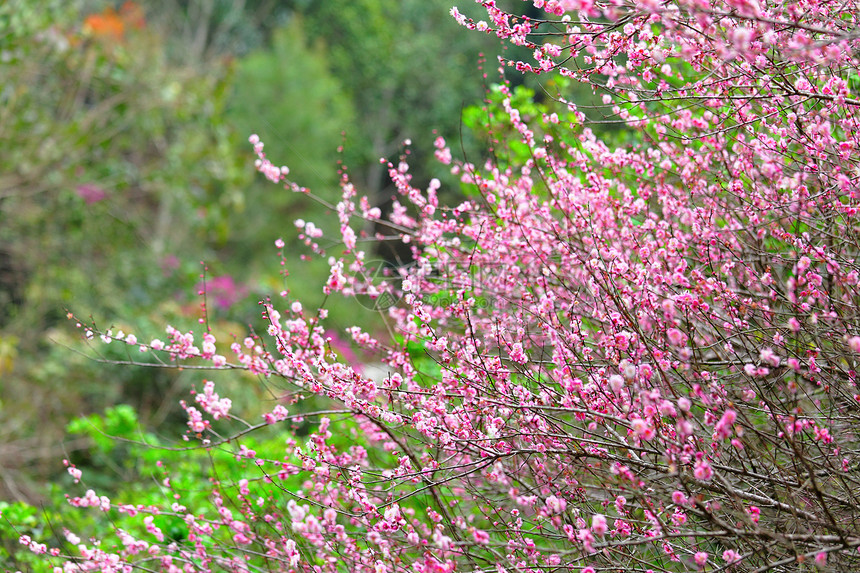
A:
[9,0,860,571]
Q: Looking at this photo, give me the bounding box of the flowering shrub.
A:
[8,0,860,571]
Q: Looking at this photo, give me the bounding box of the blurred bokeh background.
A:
[0,0,523,504]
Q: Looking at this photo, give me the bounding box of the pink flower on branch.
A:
[34,1,860,572]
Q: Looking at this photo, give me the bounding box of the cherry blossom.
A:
[33,0,860,570]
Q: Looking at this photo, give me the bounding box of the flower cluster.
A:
[25,0,860,571]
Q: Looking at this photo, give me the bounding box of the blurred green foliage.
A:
[0,0,259,502]
[229,18,355,196]
[222,17,355,282]
[296,0,499,200]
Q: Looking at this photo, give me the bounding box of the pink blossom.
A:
[759,348,780,367]
[263,404,289,424]
[577,528,595,553]
[748,506,761,523]
[18,3,860,572]
[591,514,608,536]
[714,409,737,440]
[693,459,713,481]
[545,495,567,514]
[67,466,82,483]
[195,380,232,420]
[509,342,528,364]
[143,516,165,542]
[815,551,827,567]
[75,184,108,204]
[471,528,490,544]
[722,549,741,563]
[196,275,247,310]
[631,418,656,441]
[667,328,687,347]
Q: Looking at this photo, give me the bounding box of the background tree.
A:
[222,16,357,307]
[295,0,502,201]
[0,0,253,501]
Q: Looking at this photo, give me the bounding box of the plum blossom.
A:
[591,514,608,536]
[21,3,860,572]
[545,495,566,514]
[694,458,714,481]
